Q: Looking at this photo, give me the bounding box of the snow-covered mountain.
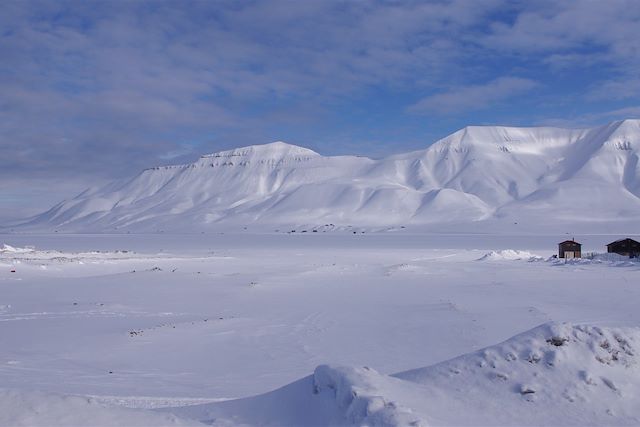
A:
[15,119,640,232]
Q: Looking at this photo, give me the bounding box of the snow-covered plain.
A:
[2,232,640,426]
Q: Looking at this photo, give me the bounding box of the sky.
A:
[1,0,640,222]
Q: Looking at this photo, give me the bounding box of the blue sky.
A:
[1,0,640,222]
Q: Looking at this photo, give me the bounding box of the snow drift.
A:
[477,249,542,261]
[12,119,640,232]
[3,322,639,426]
[166,322,640,426]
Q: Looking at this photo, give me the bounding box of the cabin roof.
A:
[607,238,640,246]
[558,240,581,246]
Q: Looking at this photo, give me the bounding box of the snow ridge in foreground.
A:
[394,322,640,426]
[171,322,640,426]
[2,322,638,426]
[312,365,421,426]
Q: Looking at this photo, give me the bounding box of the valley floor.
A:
[1,232,639,426]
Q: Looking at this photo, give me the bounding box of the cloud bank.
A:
[1,0,639,221]
[409,77,539,114]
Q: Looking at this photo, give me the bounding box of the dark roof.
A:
[607,238,640,246]
[558,240,581,246]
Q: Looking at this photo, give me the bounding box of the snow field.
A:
[1,233,640,425]
[0,390,201,427]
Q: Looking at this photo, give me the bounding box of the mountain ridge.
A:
[9,120,640,233]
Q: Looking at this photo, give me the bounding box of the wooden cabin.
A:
[606,238,640,258]
[558,239,581,258]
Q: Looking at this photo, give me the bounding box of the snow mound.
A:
[390,322,640,425]
[477,249,542,261]
[0,390,199,427]
[312,365,422,426]
[162,322,640,426]
[166,365,427,427]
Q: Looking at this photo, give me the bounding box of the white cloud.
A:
[408,77,539,115]
[588,79,640,101]
[535,106,640,128]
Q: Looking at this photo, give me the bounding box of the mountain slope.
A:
[15,120,640,232]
